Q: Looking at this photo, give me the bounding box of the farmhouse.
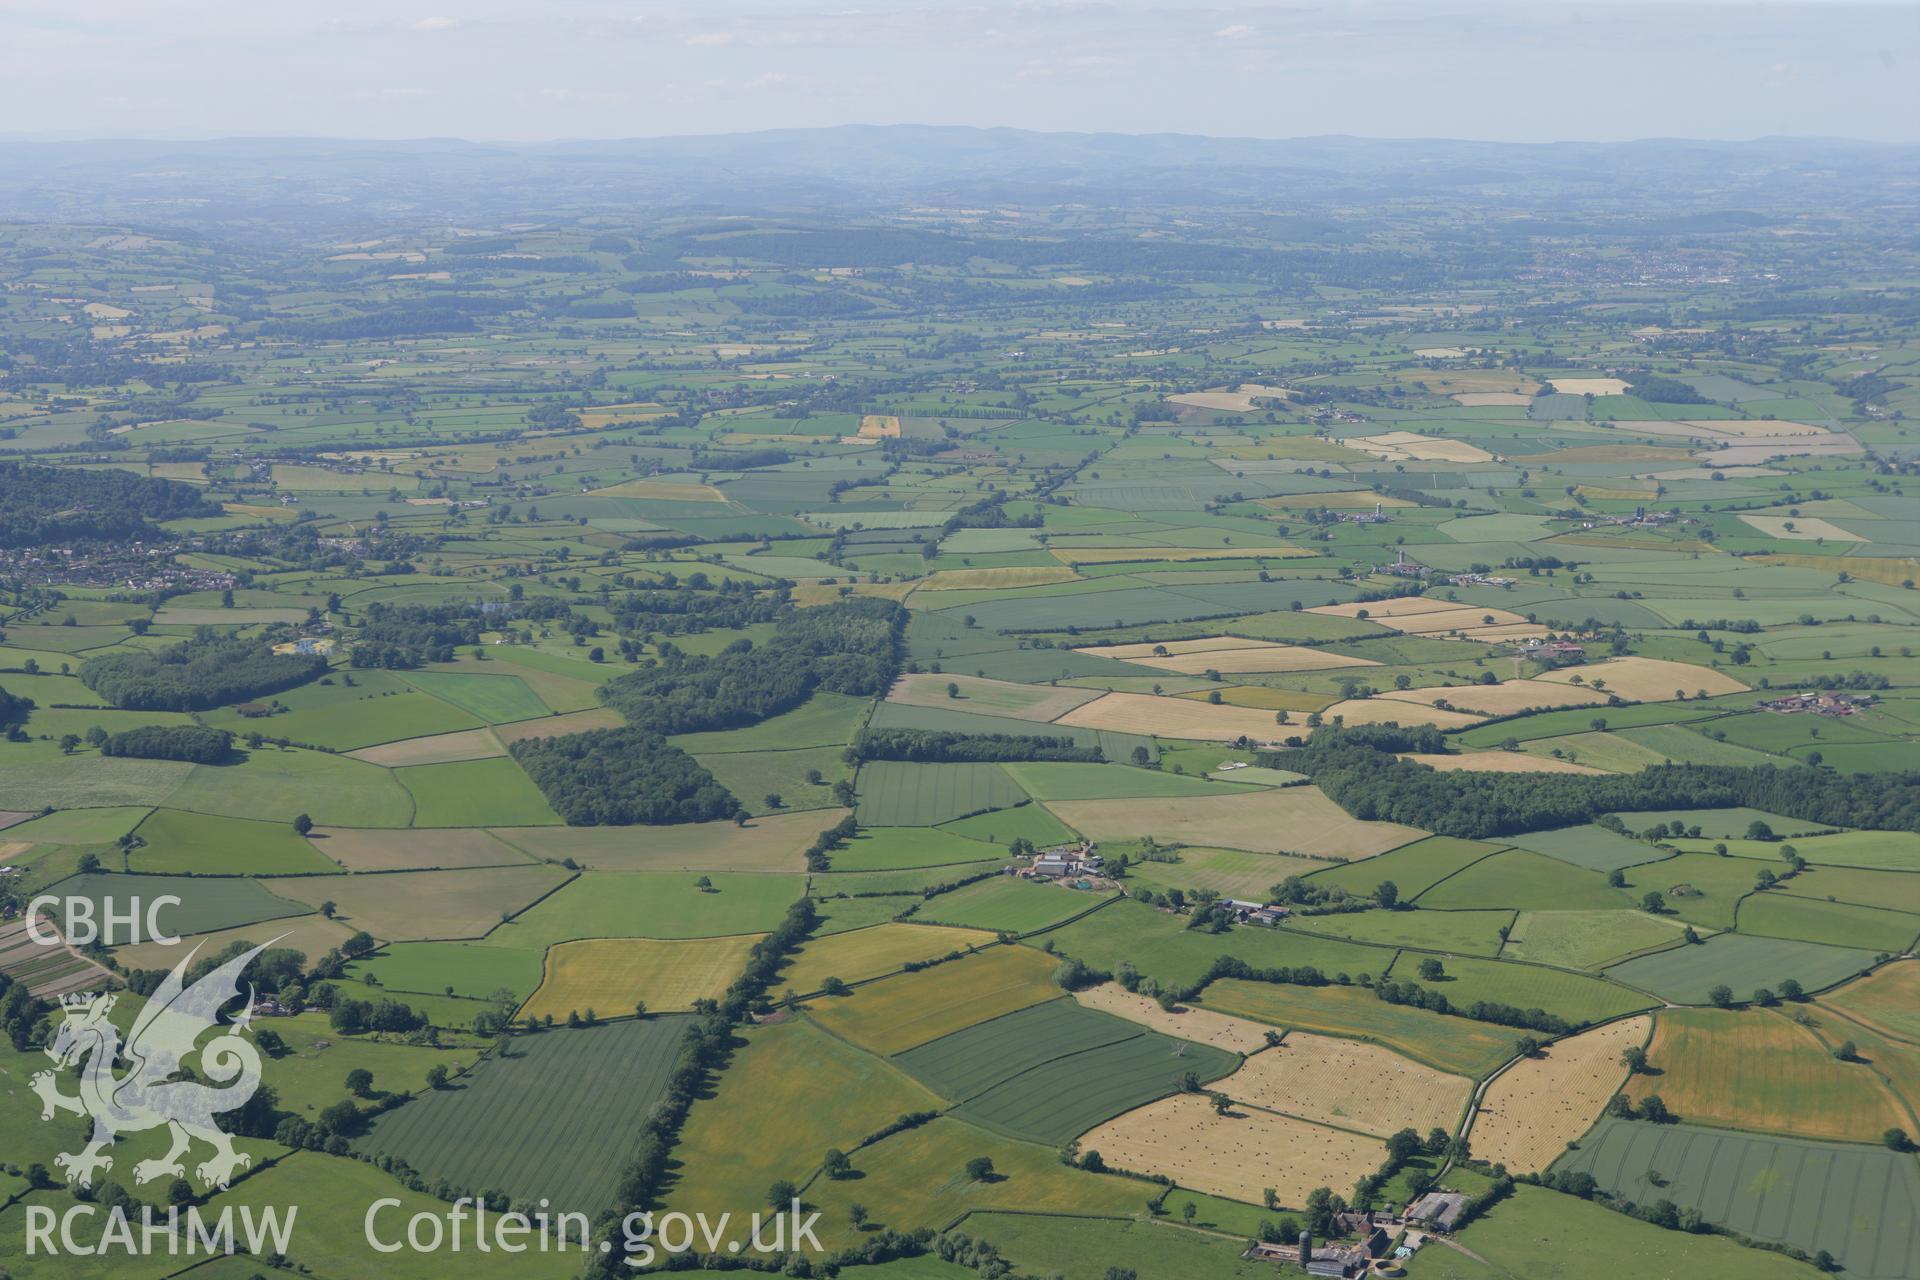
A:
[1756,690,1872,716]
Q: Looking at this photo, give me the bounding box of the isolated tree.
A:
[1619,1045,1648,1075]
[1417,958,1445,982]
[293,813,313,836]
[425,1064,449,1090]
[346,1068,374,1097]
[1375,880,1399,910]
[767,1179,798,1208]
[823,1148,852,1179]
[1707,984,1735,1009]
[965,1156,995,1182]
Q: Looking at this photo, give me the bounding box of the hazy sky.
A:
[5,1,1916,144]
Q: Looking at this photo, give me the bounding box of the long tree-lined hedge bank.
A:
[1265,725,1920,839]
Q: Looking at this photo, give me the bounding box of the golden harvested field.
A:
[779,923,999,995]
[1624,1008,1910,1144]
[1107,644,1378,675]
[1453,392,1534,406]
[1323,698,1487,729]
[1221,1033,1473,1137]
[1072,983,1276,1053]
[1054,690,1296,741]
[1167,384,1293,413]
[912,566,1079,591]
[1820,960,1920,1042]
[1259,491,1416,510]
[1080,1092,1382,1208]
[111,914,359,973]
[348,726,505,766]
[310,826,530,872]
[1737,515,1862,541]
[494,808,843,871]
[806,946,1065,1055]
[266,864,573,942]
[583,478,728,502]
[1348,431,1494,463]
[1046,786,1423,858]
[1549,377,1630,396]
[1402,752,1608,776]
[1536,656,1748,701]
[888,672,1100,721]
[492,707,625,744]
[1381,679,1610,717]
[519,935,763,1021]
[1469,1015,1650,1173]
[858,414,903,437]
[1183,685,1337,712]
[576,401,664,429]
[793,581,918,605]
[1309,598,1543,641]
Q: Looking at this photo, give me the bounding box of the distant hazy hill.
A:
[0,126,1911,229]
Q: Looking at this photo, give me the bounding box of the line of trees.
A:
[100,724,233,763]
[852,728,1103,763]
[1266,726,1920,839]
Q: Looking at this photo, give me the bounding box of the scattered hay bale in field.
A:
[348,726,506,766]
[1221,1031,1474,1137]
[1072,983,1276,1053]
[1079,1092,1382,1208]
[1469,1015,1650,1173]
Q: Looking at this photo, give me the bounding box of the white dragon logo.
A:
[29,938,279,1190]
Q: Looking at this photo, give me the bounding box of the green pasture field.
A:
[347,940,546,1000]
[1199,978,1517,1078]
[1414,848,1635,912]
[1038,897,1394,988]
[1307,835,1504,898]
[268,862,573,942]
[260,1009,480,1115]
[1676,829,1920,869]
[1452,701,1720,747]
[916,876,1109,933]
[1500,909,1694,970]
[957,1214,1274,1280]
[1290,907,1514,957]
[127,807,340,875]
[1776,863,1920,914]
[401,670,552,722]
[1736,892,1920,954]
[695,744,852,814]
[357,1017,691,1220]
[855,761,1029,826]
[1610,806,1835,839]
[0,805,150,844]
[37,870,312,945]
[1505,823,1667,873]
[777,922,998,994]
[894,998,1219,1101]
[666,689,869,752]
[166,748,416,826]
[1384,952,1655,1026]
[0,757,195,812]
[1625,851,1762,929]
[1406,1184,1825,1280]
[939,802,1080,846]
[801,1116,1149,1248]
[827,825,1011,871]
[1604,932,1882,1003]
[1000,761,1243,800]
[666,1017,944,1218]
[806,946,1065,1055]
[1553,1118,1920,1279]
[483,870,806,947]
[398,756,562,826]
[204,1153,579,1280]
[941,1032,1237,1143]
